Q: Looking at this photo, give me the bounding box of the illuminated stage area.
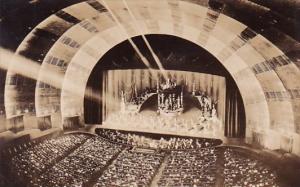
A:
[103,111,224,139]
[101,69,225,139]
[85,35,246,140]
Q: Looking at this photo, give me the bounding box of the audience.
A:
[158,148,217,186]
[31,137,123,187]
[95,150,165,187]
[0,131,280,187]
[5,134,89,185]
[224,148,278,187]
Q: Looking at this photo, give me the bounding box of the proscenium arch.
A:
[53,0,298,150]
[84,34,246,138]
[57,1,296,148]
[61,22,268,139]
[3,0,299,154]
[5,0,294,134]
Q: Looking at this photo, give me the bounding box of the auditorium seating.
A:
[158,148,218,186]
[4,134,89,185]
[224,148,278,187]
[0,131,283,187]
[31,137,124,187]
[95,150,165,187]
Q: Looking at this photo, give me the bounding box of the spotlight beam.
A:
[0,48,108,105]
[122,0,168,80]
[0,48,62,89]
[101,0,157,75]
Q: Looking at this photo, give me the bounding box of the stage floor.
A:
[101,106,225,140]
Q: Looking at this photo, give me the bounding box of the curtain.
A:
[225,83,246,138]
[84,70,103,124]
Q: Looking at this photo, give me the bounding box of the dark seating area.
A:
[224,148,278,187]
[95,150,165,187]
[1,133,90,186]
[158,148,218,186]
[32,136,124,187]
[0,130,288,187]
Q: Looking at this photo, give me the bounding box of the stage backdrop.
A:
[101,69,226,123]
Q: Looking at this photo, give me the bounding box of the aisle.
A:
[215,148,225,187]
[150,153,171,187]
[82,147,128,187]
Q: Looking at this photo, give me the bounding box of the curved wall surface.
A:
[1,0,299,156]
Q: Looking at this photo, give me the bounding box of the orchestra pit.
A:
[0,0,300,186]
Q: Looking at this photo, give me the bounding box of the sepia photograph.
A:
[0,0,300,186]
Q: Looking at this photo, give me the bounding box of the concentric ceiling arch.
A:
[3,0,300,156]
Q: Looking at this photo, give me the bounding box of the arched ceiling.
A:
[1,0,300,154]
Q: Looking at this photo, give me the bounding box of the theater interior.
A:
[0,0,300,186]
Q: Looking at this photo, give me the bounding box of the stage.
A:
[102,106,225,140]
